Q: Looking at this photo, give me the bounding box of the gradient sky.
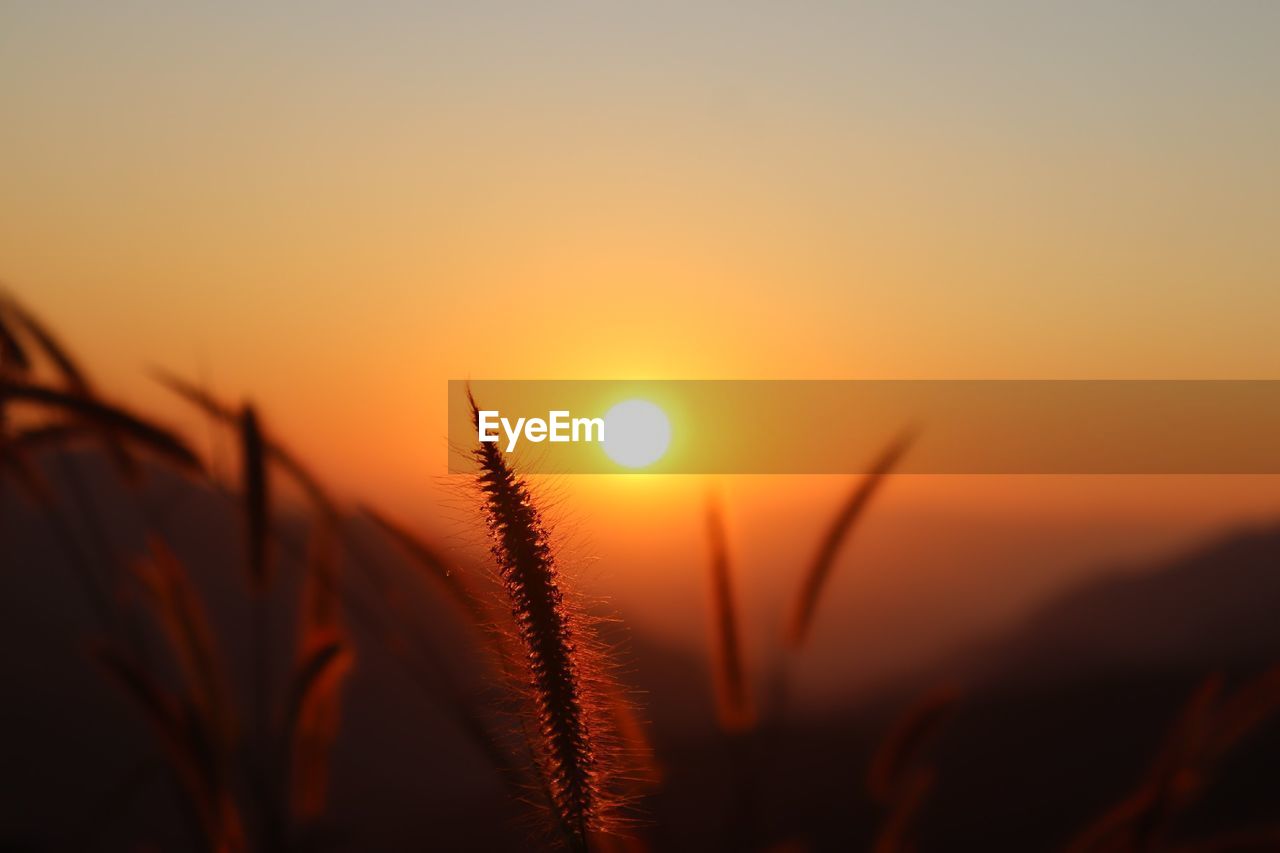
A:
[4,3,1280,690]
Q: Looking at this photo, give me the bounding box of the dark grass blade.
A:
[92,643,202,789]
[872,768,936,853]
[152,368,235,420]
[1067,674,1224,853]
[787,429,915,648]
[300,510,344,630]
[0,294,140,477]
[0,380,201,473]
[868,684,962,804]
[92,642,245,852]
[288,512,353,821]
[361,505,488,625]
[1147,674,1223,782]
[159,371,355,823]
[0,293,91,391]
[10,421,94,449]
[704,493,753,733]
[284,637,351,737]
[238,404,272,590]
[285,631,354,821]
[155,370,336,518]
[607,689,663,790]
[0,445,55,505]
[1206,664,1280,759]
[0,311,30,374]
[249,478,519,795]
[133,537,235,742]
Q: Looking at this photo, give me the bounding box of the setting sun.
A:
[603,399,672,469]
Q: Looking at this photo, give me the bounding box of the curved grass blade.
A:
[284,631,354,820]
[239,404,271,590]
[154,370,336,517]
[0,380,201,473]
[704,493,753,733]
[787,429,915,648]
[361,505,487,626]
[92,642,245,852]
[0,294,140,477]
[0,292,90,391]
[0,311,30,374]
[868,684,962,804]
[132,537,235,742]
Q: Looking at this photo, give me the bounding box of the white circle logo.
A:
[602,399,671,469]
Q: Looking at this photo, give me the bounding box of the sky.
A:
[3,2,1280,691]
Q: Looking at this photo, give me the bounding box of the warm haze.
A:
[3,4,1280,851]
[4,1,1279,677]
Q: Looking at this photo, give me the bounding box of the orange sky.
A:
[3,4,1279,693]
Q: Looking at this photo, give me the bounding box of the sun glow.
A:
[602,399,672,469]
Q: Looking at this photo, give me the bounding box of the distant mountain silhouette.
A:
[900,522,1280,851]
[971,522,1280,683]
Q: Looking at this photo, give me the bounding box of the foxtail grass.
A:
[469,389,605,850]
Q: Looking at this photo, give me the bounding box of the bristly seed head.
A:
[469,390,599,848]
